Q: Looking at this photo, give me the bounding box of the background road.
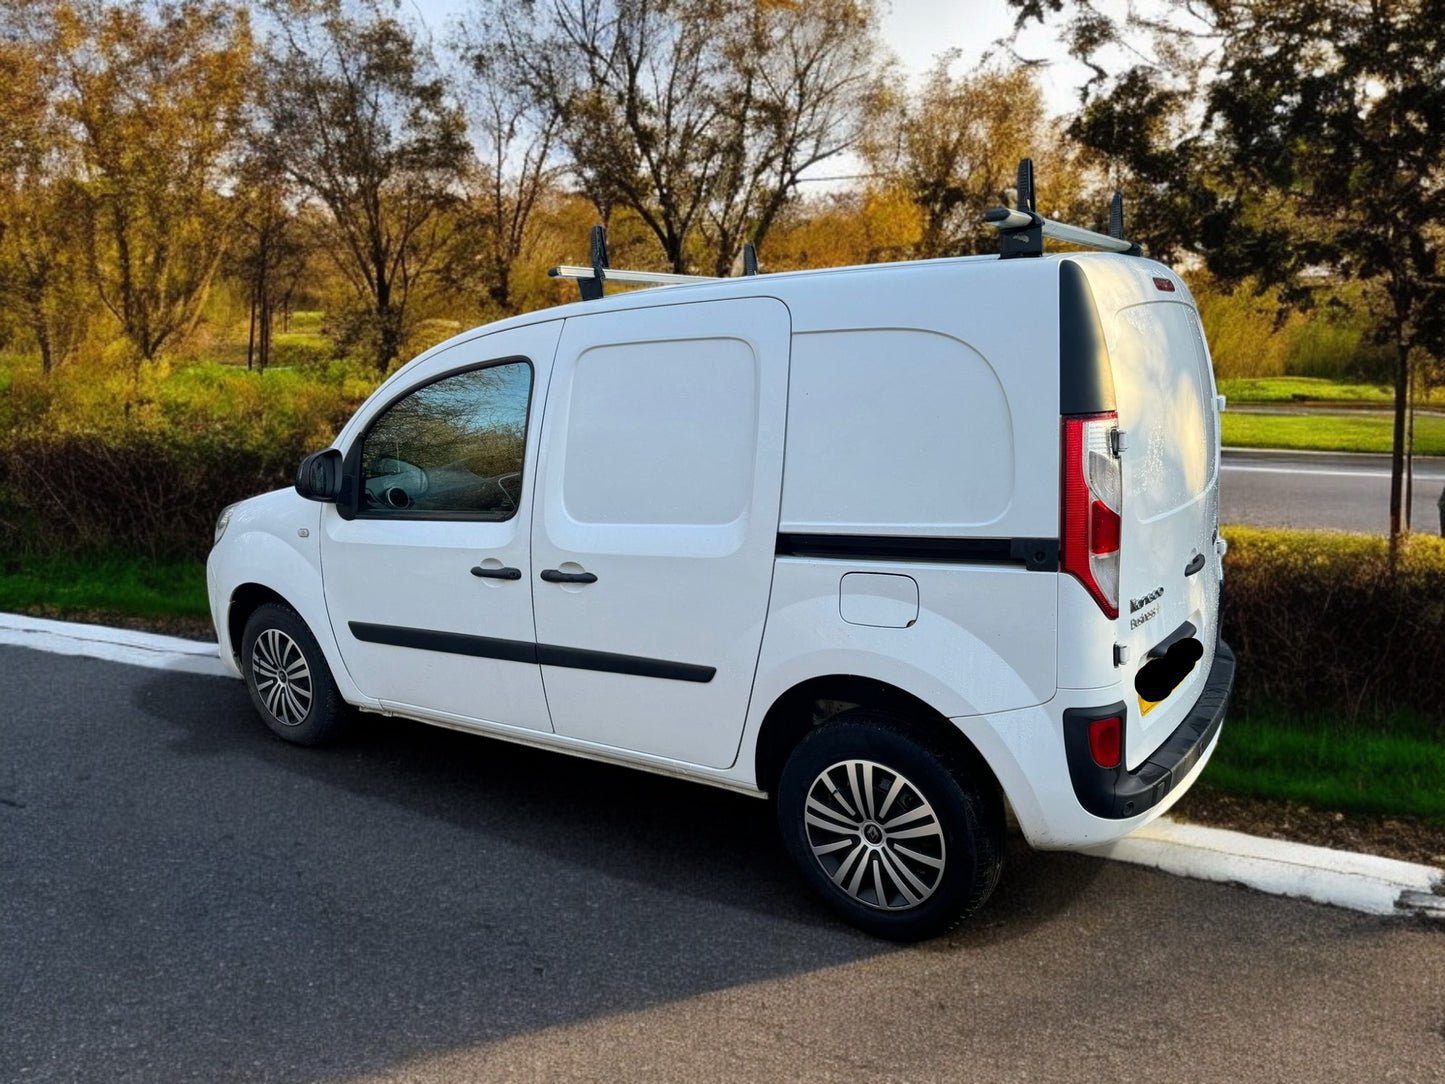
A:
[1222,449,1445,533]
[3,646,1442,1083]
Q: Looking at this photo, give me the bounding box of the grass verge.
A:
[1218,376,1445,405]
[1221,410,1445,455]
[0,552,209,621]
[1206,705,1445,825]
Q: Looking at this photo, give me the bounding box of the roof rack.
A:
[548,225,761,300]
[986,159,1142,259]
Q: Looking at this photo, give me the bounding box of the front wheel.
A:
[776,714,1004,941]
[240,602,351,746]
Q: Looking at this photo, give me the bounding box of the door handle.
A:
[539,568,598,584]
[471,565,522,580]
[1184,553,1206,577]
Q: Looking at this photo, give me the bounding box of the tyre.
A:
[776,713,1004,941]
[240,602,351,746]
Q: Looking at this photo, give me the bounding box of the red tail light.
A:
[1087,716,1123,768]
[1062,413,1122,618]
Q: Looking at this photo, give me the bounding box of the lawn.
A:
[1205,706,1445,825]
[1218,376,1445,405]
[1221,410,1445,455]
[0,552,210,620]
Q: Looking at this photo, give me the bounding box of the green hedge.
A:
[0,359,372,561]
[0,430,310,560]
[1222,527,1445,733]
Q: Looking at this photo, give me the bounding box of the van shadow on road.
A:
[2,650,1100,1083]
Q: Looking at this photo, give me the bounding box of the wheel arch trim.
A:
[215,531,375,708]
[752,673,1004,802]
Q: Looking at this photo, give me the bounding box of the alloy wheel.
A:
[803,758,946,911]
[250,628,314,727]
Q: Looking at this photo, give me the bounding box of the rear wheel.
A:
[240,602,350,746]
[776,713,1004,941]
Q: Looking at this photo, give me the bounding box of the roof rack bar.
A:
[551,225,764,296]
[549,265,721,286]
[987,158,1142,259]
[985,208,1137,255]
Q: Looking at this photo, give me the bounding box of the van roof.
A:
[403,250,1184,378]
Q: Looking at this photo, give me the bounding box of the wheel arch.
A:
[753,674,1003,800]
[227,583,292,666]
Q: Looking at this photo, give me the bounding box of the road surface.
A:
[1222,448,1445,533]
[3,647,1441,1083]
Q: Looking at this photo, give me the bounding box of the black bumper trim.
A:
[1064,640,1236,819]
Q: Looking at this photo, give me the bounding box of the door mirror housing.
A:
[295,449,344,502]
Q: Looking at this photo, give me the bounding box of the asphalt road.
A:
[1221,448,1445,533]
[3,646,1443,1082]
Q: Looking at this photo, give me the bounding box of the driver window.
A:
[359,360,532,518]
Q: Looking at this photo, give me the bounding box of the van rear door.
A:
[1082,262,1222,770]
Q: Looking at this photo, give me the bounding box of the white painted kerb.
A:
[1087,817,1444,917]
[0,611,231,679]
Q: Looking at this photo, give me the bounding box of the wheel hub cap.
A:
[250,628,313,727]
[803,759,946,911]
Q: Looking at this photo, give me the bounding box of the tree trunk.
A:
[1404,363,1415,530]
[258,287,272,373]
[246,288,257,372]
[1388,340,1409,568]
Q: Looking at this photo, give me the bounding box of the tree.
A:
[1011,0,1445,554]
[863,62,1082,259]
[232,166,310,371]
[263,0,472,371]
[0,23,92,373]
[48,0,253,365]
[492,0,885,274]
[698,0,885,276]
[455,17,562,316]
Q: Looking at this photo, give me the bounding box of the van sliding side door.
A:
[530,297,791,769]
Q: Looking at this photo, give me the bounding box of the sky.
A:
[396,0,1091,193]
[399,0,1085,114]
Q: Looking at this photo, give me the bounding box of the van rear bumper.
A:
[1062,640,1235,819]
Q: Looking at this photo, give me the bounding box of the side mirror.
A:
[295,449,343,502]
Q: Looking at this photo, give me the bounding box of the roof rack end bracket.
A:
[577,224,609,302]
[986,207,1045,259]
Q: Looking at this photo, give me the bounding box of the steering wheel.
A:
[497,471,521,510]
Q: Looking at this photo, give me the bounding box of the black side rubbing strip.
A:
[347,622,715,683]
[350,622,537,664]
[1059,261,1117,416]
[536,644,715,683]
[776,533,1059,572]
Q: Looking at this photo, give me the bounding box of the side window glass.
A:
[360,360,532,518]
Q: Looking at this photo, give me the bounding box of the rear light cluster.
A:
[1061,413,1122,618]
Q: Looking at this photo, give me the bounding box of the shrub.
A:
[1221,527,1445,733]
[0,430,309,560]
[0,358,375,560]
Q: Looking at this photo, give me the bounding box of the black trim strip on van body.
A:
[347,622,716,683]
[1059,260,1117,416]
[775,533,1060,572]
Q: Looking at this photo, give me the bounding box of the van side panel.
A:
[781,329,1014,532]
[776,258,1061,542]
[757,260,1061,730]
[750,559,1058,725]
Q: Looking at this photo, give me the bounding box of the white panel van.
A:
[208,222,1234,940]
